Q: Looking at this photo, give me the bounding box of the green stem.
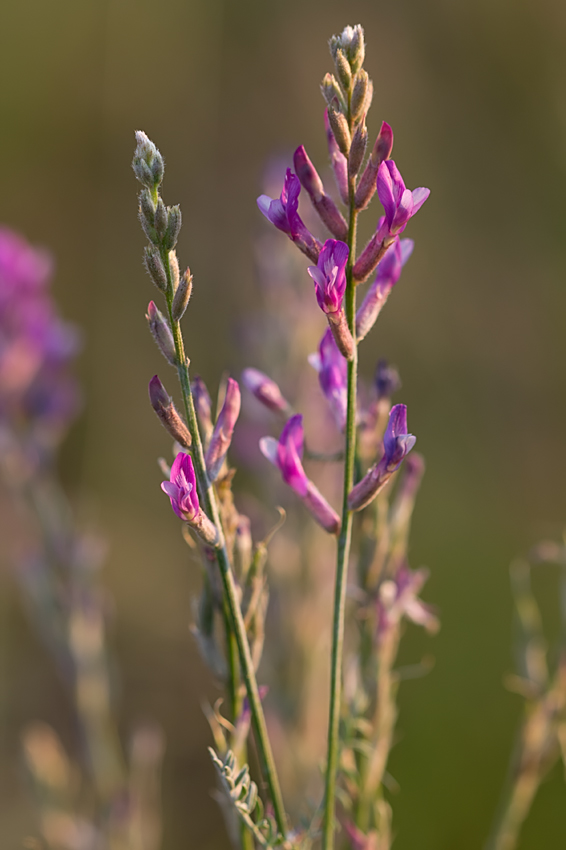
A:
[161,251,287,838]
[323,172,359,850]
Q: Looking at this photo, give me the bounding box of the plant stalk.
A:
[322,171,359,849]
[161,249,287,839]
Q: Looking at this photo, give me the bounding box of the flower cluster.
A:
[0,227,80,457]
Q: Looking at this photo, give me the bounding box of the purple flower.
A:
[242,368,290,414]
[205,377,241,481]
[348,404,416,511]
[260,414,340,534]
[307,239,349,315]
[161,452,219,545]
[257,169,321,262]
[383,403,416,471]
[377,160,429,236]
[356,238,413,341]
[0,227,80,444]
[161,452,200,521]
[309,329,348,431]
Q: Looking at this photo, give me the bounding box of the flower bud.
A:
[169,251,180,292]
[163,205,182,250]
[146,301,177,366]
[154,199,168,239]
[355,121,394,211]
[205,378,241,481]
[132,131,164,190]
[321,73,347,113]
[294,146,348,240]
[348,122,368,177]
[242,368,290,414]
[350,70,369,121]
[138,191,159,244]
[149,375,192,448]
[143,246,168,292]
[171,268,193,322]
[327,107,351,156]
[192,376,213,443]
[293,145,324,200]
[347,25,365,73]
[334,48,352,90]
[327,310,354,360]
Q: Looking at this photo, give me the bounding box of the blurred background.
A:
[1,0,566,847]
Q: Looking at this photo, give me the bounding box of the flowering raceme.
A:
[0,227,80,454]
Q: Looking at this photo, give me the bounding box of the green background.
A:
[1,0,566,847]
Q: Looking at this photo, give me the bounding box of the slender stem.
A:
[161,250,287,838]
[323,171,359,849]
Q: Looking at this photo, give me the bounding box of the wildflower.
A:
[308,239,354,359]
[348,404,416,511]
[161,452,218,545]
[356,238,414,341]
[257,169,321,262]
[260,414,340,534]
[377,160,429,237]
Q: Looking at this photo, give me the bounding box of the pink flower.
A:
[161,452,200,521]
[260,414,340,534]
[307,239,349,316]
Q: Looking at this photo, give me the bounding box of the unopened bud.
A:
[192,376,213,443]
[335,48,352,91]
[349,122,368,177]
[242,368,290,413]
[163,205,182,251]
[169,251,180,291]
[154,199,168,239]
[149,375,192,448]
[293,146,324,200]
[146,301,177,366]
[138,193,159,245]
[171,269,193,322]
[351,70,369,121]
[321,73,347,113]
[347,25,365,73]
[355,121,394,211]
[327,310,355,360]
[143,246,167,292]
[205,378,241,481]
[371,121,394,166]
[132,131,164,190]
[328,107,351,156]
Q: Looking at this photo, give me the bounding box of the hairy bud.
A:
[149,375,192,448]
[154,199,168,239]
[327,107,351,156]
[163,205,182,251]
[351,70,369,121]
[143,246,168,292]
[335,48,352,91]
[349,122,368,177]
[146,301,177,366]
[132,131,164,190]
[321,73,347,113]
[171,269,193,322]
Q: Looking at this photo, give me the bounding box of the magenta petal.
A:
[277,414,308,496]
[376,162,396,227]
